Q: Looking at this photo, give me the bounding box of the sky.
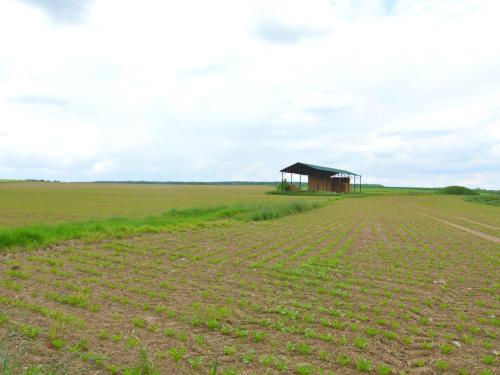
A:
[0,0,499,188]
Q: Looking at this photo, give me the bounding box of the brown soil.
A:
[0,196,498,374]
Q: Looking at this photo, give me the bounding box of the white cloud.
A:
[92,159,117,174]
[0,0,499,187]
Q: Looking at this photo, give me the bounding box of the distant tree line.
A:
[25,179,61,183]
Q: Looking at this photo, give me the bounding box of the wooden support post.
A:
[299,174,302,191]
[360,176,362,193]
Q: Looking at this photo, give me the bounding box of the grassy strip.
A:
[268,187,440,197]
[0,200,330,252]
[464,194,500,206]
[267,191,343,197]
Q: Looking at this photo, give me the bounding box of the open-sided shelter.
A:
[280,162,361,193]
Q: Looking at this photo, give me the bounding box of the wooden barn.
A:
[280,162,362,193]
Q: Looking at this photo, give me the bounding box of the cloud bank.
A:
[0,0,499,188]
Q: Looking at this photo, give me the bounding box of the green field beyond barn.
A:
[0,182,326,228]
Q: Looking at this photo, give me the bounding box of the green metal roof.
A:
[281,162,361,176]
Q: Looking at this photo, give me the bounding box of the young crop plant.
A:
[296,364,315,375]
[49,327,65,350]
[365,327,379,337]
[132,317,146,328]
[69,338,89,353]
[288,342,313,355]
[172,330,188,341]
[354,337,369,350]
[19,323,41,338]
[482,355,496,365]
[50,336,65,350]
[378,363,392,374]
[402,335,413,346]
[163,327,176,337]
[220,367,239,375]
[123,347,159,375]
[383,330,397,340]
[435,360,449,371]
[219,343,237,356]
[195,334,207,347]
[236,327,249,338]
[320,333,333,342]
[206,318,220,330]
[253,331,267,342]
[187,356,203,369]
[0,312,8,326]
[167,347,187,362]
[357,357,373,372]
[439,343,454,354]
[337,353,352,367]
[127,336,141,349]
[98,329,110,340]
[242,349,256,364]
[166,309,177,319]
[112,334,122,342]
[258,354,275,367]
[339,334,348,346]
[6,269,30,279]
[304,328,319,339]
[82,352,107,368]
[220,325,233,335]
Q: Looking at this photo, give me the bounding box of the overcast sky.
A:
[0,0,499,188]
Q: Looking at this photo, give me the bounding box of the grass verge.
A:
[0,200,331,252]
[267,191,343,197]
[464,194,500,206]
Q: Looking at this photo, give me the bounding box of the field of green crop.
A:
[0,185,498,374]
[0,183,324,228]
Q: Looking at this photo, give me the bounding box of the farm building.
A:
[280,162,362,193]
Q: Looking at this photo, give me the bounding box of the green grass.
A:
[464,194,500,206]
[268,190,343,197]
[269,186,439,197]
[440,186,478,195]
[0,200,329,251]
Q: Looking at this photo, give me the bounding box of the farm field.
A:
[0,191,499,374]
[0,183,321,228]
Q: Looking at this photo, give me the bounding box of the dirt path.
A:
[407,203,500,231]
[443,214,500,231]
[420,212,500,244]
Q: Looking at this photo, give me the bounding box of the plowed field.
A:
[1,195,498,374]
